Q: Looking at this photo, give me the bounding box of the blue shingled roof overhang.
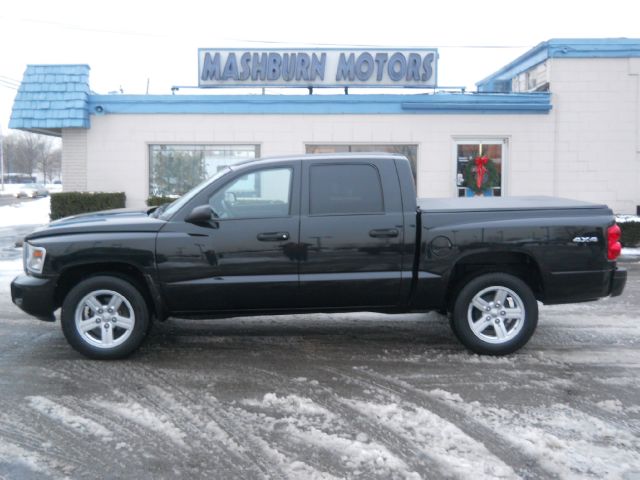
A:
[9,64,91,137]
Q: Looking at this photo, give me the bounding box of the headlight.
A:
[24,243,47,274]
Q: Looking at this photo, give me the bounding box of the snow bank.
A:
[0,197,50,227]
[616,214,640,223]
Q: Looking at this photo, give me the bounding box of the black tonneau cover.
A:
[418,196,607,213]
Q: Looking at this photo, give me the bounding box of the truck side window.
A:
[310,164,384,215]
[209,167,292,219]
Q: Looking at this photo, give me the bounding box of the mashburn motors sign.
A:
[198,48,438,88]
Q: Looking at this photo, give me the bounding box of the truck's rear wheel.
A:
[451,273,538,355]
[61,275,150,359]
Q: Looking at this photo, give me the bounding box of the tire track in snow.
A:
[0,439,57,480]
[487,351,640,435]
[132,362,392,479]
[27,396,112,440]
[0,408,109,479]
[23,394,162,476]
[260,364,519,480]
[63,363,194,463]
[131,362,315,479]
[245,366,448,479]
[427,388,640,479]
[329,366,552,480]
[0,329,56,362]
[70,361,260,479]
[236,392,415,480]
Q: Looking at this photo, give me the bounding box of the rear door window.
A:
[309,164,384,215]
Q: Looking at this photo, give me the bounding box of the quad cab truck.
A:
[11,154,626,359]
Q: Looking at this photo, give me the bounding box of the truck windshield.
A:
[156,167,232,221]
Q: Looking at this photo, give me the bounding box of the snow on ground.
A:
[427,391,640,480]
[28,396,112,440]
[1,287,640,478]
[0,198,639,478]
[93,399,187,448]
[0,183,62,197]
[0,259,22,291]
[344,398,518,479]
[0,197,50,227]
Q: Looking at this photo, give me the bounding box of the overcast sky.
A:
[1,0,639,134]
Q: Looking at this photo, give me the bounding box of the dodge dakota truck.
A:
[11,153,627,359]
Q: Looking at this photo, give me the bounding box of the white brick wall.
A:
[61,57,640,214]
[550,58,640,213]
[61,129,87,191]
[79,112,555,209]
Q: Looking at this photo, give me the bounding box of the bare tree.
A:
[1,131,60,183]
[43,147,62,183]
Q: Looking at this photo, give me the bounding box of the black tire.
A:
[61,275,150,359]
[450,273,538,355]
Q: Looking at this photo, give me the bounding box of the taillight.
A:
[607,224,622,260]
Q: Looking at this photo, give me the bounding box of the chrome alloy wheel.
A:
[467,285,525,344]
[74,289,135,349]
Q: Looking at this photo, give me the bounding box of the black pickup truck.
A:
[11,153,626,359]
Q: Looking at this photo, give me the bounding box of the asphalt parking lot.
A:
[0,224,639,479]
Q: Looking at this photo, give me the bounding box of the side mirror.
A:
[185,205,217,226]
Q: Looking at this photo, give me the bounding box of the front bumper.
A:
[11,274,57,322]
[609,267,627,297]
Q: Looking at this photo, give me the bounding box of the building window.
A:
[306,144,418,181]
[149,144,260,197]
[455,140,504,197]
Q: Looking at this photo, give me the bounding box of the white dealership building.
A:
[9,38,640,213]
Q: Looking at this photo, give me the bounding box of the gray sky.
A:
[1,0,639,133]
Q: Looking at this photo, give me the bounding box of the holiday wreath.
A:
[463,156,500,195]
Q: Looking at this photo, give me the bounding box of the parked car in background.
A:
[15,184,49,198]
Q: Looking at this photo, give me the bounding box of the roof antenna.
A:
[146,78,150,95]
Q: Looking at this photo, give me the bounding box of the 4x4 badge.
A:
[572,236,598,243]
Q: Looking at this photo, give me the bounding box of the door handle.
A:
[257,232,290,241]
[369,228,399,238]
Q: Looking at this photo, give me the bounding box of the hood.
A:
[26,208,166,240]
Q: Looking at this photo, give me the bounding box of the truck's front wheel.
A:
[61,275,150,359]
[451,273,538,355]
